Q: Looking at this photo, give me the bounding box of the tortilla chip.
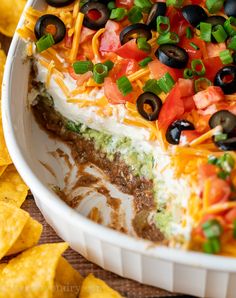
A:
[0,0,27,37]
[79,274,122,298]
[0,48,6,91]
[0,166,7,177]
[0,243,68,297]
[53,257,83,298]
[0,164,28,207]
[0,263,7,272]
[6,217,42,256]
[0,123,11,166]
[0,202,29,260]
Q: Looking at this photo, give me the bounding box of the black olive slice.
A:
[182,5,208,27]
[46,0,75,7]
[205,16,227,43]
[80,2,109,30]
[214,66,236,95]
[166,120,195,145]
[136,92,162,121]
[215,137,236,151]
[120,24,152,45]
[155,44,189,69]
[224,0,236,18]
[34,14,66,44]
[209,110,236,133]
[146,3,167,30]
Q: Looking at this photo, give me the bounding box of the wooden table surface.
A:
[1,34,195,298]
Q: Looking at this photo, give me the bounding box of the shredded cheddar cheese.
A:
[69,12,84,62]
[92,28,106,61]
[204,202,236,215]
[189,125,223,147]
[128,68,150,82]
[46,60,55,88]
[54,76,70,97]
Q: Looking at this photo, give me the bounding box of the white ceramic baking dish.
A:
[2,1,236,297]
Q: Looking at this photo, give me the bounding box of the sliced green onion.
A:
[127,6,143,23]
[134,0,152,13]
[224,17,236,37]
[208,155,218,165]
[202,219,222,239]
[212,25,228,43]
[103,60,114,71]
[218,171,229,180]
[157,16,170,35]
[143,79,161,95]
[157,32,179,45]
[157,72,175,93]
[186,27,193,39]
[139,57,153,68]
[36,34,55,53]
[203,237,221,254]
[93,63,108,84]
[217,153,235,173]
[214,133,228,142]
[194,77,212,92]
[66,120,82,133]
[73,60,93,74]
[137,37,151,52]
[110,7,126,21]
[227,36,236,51]
[219,49,233,65]
[108,1,116,10]
[183,68,194,79]
[116,76,133,96]
[191,59,206,76]
[200,22,212,42]
[206,0,224,14]
[190,42,199,50]
[233,220,236,239]
[166,0,184,8]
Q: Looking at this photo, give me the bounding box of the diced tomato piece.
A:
[199,164,218,182]
[167,7,188,37]
[203,56,223,82]
[158,84,185,130]
[225,208,236,224]
[109,59,139,80]
[100,20,121,52]
[104,77,134,104]
[115,39,148,61]
[80,26,96,44]
[116,0,134,8]
[148,59,183,82]
[178,78,194,97]
[193,86,224,110]
[206,42,226,58]
[183,95,196,112]
[179,36,206,60]
[180,130,202,145]
[68,67,92,85]
[208,177,231,205]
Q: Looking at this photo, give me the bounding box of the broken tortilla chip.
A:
[53,257,83,298]
[0,0,27,37]
[0,243,68,297]
[0,48,6,90]
[6,217,42,256]
[0,164,28,207]
[0,166,7,177]
[79,274,122,298]
[0,202,29,260]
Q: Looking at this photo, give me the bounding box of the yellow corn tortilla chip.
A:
[79,274,122,298]
[53,257,83,298]
[0,48,6,91]
[0,0,26,37]
[0,164,28,206]
[0,263,7,271]
[0,202,29,260]
[0,123,12,166]
[6,217,42,256]
[0,166,7,177]
[0,243,68,298]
